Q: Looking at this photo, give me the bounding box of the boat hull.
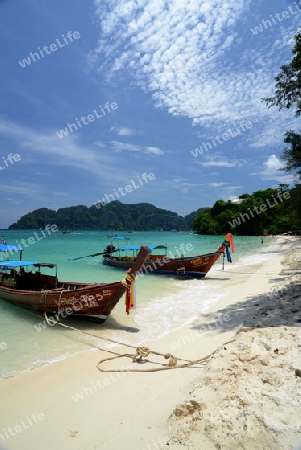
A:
[0,281,128,321]
[103,252,221,277]
[0,246,151,322]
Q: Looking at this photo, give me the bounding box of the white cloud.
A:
[111,126,136,136]
[109,140,164,155]
[0,117,127,180]
[145,146,164,155]
[110,140,141,152]
[208,182,227,187]
[223,186,243,190]
[198,154,246,168]
[164,178,229,194]
[0,180,43,197]
[94,141,106,147]
[201,160,240,168]
[88,0,300,146]
[253,154,295,183]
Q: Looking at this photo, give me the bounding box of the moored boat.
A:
[102,233,235,278]
[0,245,150,322]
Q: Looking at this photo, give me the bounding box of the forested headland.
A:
[8,185,300,234]
[8,201,195,231]
[192,186,300,235]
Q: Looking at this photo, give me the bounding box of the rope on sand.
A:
[97,348,214,373]
[21,308,239,373]
[42,312,239,372]
[42,312,213,372]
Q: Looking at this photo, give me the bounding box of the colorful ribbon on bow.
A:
[217,233,235,263]
[121,271,136,315]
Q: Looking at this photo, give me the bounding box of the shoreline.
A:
[0,234,274,381]
[0,237,299,449]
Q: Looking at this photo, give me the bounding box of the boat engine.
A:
[103,244,116,257]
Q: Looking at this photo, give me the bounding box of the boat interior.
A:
[0,269,58,290]
[111,253,166,262]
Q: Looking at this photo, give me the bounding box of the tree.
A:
[282,130,301,179]
[239,193,250,199]
[263,30,301,116]
[192,188,298,235]
[262,28,301,226]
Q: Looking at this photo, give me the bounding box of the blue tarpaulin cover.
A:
[110,236,130,240]
[0,261,39,268]
[0,244,23,252]
[119,245,167,251]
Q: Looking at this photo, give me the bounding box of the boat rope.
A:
[38,311,237,373]
[11,301,254,373]
[57,289,65,315]
[42,290,49,311]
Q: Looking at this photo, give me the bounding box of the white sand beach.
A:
[0,237,300,450]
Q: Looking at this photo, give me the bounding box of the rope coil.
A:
[15,304,238,373]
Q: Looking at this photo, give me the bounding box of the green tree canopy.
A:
[192,187,297,235]
[262,29,301,225]
[263,30,301,116]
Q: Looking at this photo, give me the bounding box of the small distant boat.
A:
[0,244,150,322]
[102,234,235,278]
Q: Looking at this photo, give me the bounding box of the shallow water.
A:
[0,230,276,379]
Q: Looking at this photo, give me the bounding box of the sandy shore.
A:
[0,237,300,450]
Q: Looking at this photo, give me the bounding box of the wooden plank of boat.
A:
[0,246,150,322]
[103,234,235,278]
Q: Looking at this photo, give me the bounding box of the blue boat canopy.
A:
[0,244,23,252]
[0,261,56,269]
[110,236,130,240]
[0,261,39,268]
[119,245,167,251]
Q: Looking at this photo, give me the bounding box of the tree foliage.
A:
[282,130,301,179]
[8,201,188,231]
[263,30,301,116]
[262,29,301,224]
[193,187,299,235]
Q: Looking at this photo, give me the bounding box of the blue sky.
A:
[0,0,300,228]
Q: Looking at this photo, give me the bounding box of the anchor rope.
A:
[39,310,237,372]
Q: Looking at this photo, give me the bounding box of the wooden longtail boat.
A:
[102,234,235,278]
[0,245,150,322]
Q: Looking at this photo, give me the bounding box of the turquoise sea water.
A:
[0,230,277,380]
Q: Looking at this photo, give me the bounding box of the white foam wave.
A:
[132,279,225,344]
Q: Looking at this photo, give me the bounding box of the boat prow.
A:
[0,246,150,322]
[102,234,235,278]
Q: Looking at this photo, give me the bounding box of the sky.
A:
[0,0,300,228]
